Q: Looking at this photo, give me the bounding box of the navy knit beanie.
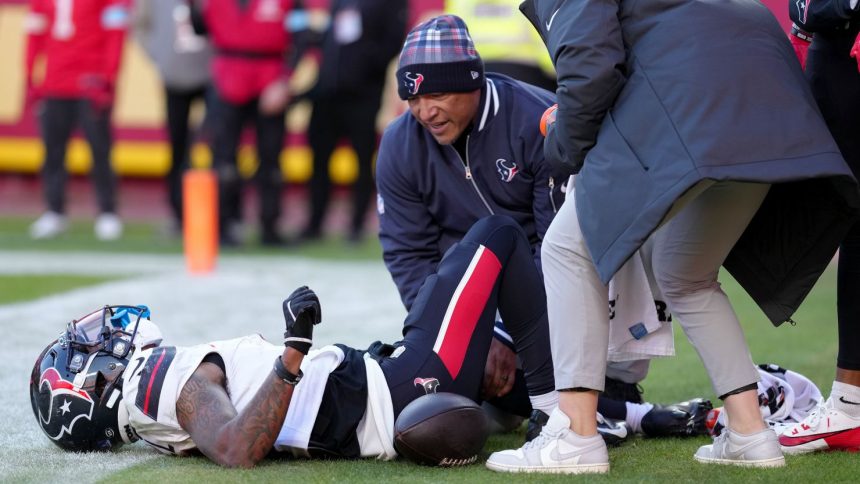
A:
[396,15,485,100]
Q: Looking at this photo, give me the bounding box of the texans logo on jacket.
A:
[496,158,519,183]
[403,72,424,96]
[35,368,95,440]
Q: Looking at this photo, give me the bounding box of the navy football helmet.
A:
[29,305,151,451]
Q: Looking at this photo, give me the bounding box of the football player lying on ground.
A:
[30,215,708,468]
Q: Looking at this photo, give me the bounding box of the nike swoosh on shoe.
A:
[779,429,849,446]
[839,396,860,405]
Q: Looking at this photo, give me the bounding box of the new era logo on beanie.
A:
[396,15,485,100]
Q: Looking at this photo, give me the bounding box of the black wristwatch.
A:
[273,355,303,385]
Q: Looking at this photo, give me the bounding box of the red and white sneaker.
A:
[779,397,860,454]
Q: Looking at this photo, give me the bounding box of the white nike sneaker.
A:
[486,408,609,474]
[779,396,860,454]
[29,211,68,239]
[94,213,123,241]
[694,428,784,467]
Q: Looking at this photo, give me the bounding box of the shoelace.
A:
[801,403,831,430]
[522,426,562,451]
[712,430,729,451]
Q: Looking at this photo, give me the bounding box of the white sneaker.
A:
[779,396,860,454]
[694,428,784,467]
[29,211,68,239]
[94,213,123,241]
[486,408,609,474]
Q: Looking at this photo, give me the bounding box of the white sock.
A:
[831,381,860,417]
[625,401,654,433]
[529,390,559,415]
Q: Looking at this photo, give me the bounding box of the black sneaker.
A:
[603,376,644,403]
[597,413,630,446]
[525,409,549,442]
[641,397,713,437]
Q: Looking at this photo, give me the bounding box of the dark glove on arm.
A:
[282,286,322,354]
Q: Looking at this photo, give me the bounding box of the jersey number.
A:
[52,0,75,39]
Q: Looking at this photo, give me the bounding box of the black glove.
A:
[282,286,321,354]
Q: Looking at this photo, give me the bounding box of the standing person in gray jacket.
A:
[134,0,213,234]
[487,0,860,474]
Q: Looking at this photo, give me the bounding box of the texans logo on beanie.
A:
[396,15,485,100]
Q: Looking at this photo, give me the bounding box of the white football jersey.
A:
[122,334,288,454]
[121,334,394,459]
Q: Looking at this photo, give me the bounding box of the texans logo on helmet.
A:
[496,159,518,183]
[414,377,440,394]
[404,72,424,96]
[36,368,94,440]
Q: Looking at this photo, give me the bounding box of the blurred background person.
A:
[133,0,213,237]
[194,0,299,247]
[24,0,129,241]
[446,0,556,92]
[297,0,408,245]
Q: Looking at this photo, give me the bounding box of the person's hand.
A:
[540,104,557,137]
[851,31,860,73]
[259,78,291,115]
[481,338,517,399]
[789,23,813,70]
[282,286,321,354]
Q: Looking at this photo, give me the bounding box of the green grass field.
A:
[2,218,855,483]
[0,216,382,260]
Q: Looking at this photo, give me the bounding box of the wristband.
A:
[273,355,303,386]
[790,23,813,42]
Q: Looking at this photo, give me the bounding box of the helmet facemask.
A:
[30,305,152,452]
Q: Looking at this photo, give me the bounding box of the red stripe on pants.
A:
[435,246,501,378]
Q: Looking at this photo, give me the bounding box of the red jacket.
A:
[204,0,293,104]
[25,0,128,100]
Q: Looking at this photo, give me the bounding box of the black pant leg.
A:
[38,99,77,213]
[305,96,341,234]
[211,95,249,235]
[254,107,286,234]
[78,100,116,214]
[838,220,860,370]
[164,85,206,223]
[381,215,554,417]
[461,215,555,397]
[808,34,860,372]
[343,94,382,236]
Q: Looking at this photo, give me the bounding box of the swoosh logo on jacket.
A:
[545,8,560,31]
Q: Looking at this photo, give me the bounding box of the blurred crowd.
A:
[18,0,577,247]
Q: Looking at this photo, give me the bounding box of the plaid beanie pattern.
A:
[396,15,485,100]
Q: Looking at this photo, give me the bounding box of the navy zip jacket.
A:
[376,73,566,310]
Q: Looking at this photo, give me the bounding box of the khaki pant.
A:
[544,180,770,397]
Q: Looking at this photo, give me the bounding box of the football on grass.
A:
[393,392,489,467]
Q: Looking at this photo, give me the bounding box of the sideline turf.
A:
[0,274,118,304]
[0,216,381,260]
